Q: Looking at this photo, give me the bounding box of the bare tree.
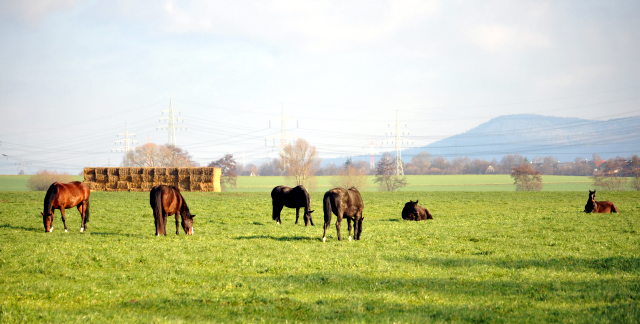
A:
[259,158,284,176]
[630,155,640,191]
[330,159,368,190]
[280,138,321,188]
[374,152,408,191]
[208,154,237,191]
[500,154,525,174]
[511,164,543,191]
[122,143,196,167]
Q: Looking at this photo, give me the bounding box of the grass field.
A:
[1,190,638,323]
[0,174,597,192]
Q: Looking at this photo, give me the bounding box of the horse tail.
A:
[151,187,164,221]
[43,183,58,215]
[323,191,333,225]
[85,199,90,223]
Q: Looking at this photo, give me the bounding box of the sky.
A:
[1,0,639,174]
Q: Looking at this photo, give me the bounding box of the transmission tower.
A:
[382,110,412,175]
[112,123,137,153]
[363,137,382,169]
[158,99,185,146]
[266,103,298,162]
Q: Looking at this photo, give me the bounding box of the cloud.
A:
[158,0,440,51]
[469,24,552,52]
[0,0,83,24]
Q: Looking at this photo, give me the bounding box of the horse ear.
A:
[309,210,314,214]
[415,200,419,204]
[191,214,196,218]
[41,212,44,216]
[410,200,413,203]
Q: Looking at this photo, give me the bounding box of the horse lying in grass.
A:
[271,185,314,226]
[41,181,90,233]
[584,190,618,213]
[150,185,195,236]
[402,200,433,221]
[322,187,364,242]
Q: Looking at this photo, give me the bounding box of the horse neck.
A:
[43,184,58,214]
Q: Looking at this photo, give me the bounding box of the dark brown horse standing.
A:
[41,181,90,233]
[584,190,618,213]
[322,187,364,242]
[402,200,433,221]
[271,185,314,226]
[150,185,195,236]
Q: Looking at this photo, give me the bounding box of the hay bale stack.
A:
[83,166,220,192]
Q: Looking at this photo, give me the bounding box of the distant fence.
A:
[83,167,221,192]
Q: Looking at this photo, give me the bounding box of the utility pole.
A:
[112,123,137,166]
[382,110,412,175]
[363,137,382,170]
[158,99,185,146]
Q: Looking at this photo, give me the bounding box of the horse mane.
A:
[43,182,58,215]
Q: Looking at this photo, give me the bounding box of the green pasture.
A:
[1,190,638,323]
[231,174,595,192]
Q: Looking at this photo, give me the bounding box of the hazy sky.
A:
[1,0,639,174]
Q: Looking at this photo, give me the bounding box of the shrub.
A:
[510,164,543,191]
[591,172,628,191]
[26,170,73,191]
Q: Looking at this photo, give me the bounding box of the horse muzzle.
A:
[186,228,193,235]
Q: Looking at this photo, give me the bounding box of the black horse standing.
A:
[271,185,315,225]
[322,187,364,242]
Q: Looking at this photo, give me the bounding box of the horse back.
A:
[329,187,363,217]
[52,181,90,208]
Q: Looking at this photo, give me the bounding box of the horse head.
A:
[304,209,314,226]
[589,190,596,202]
[180,207,195,235]
[41,212,54,232]
[407,200,421,220]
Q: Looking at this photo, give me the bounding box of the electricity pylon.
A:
[382,110,412,175]
[158,99,185,146]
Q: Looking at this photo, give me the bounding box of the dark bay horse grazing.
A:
[322,187,364,242]
[41,181,90,233]
[584,190,618,213]
[150,185,195,236]
[271,185,314,226]
[402,200,433,221]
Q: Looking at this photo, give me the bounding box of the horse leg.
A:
[346,217,353,241]
[77,202,87,232]
[155,214,162,236]
[322,214,331,243]
[273,204,283,225]
[60,208,68,232]
[355,216,363,240]
[162,212,168,236]
[295,207,300,225]
[175,214,180,235]
[335,214,343,241]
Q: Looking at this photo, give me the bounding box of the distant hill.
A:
[322,114,640,166]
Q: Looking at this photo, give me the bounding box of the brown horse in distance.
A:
[402,200,433,221]
[150,185,195,236]
[322,187,364,242]
[41,181,90,233]
[584,190,618,213]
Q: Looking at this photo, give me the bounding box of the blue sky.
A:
[1,0,639,174]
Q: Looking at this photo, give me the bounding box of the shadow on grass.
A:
[235,235,318,242]
[0,223,41,232]
[90,232,144,238]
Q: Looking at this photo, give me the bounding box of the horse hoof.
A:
[65,229,68,233]
[80,228,84,232]
[348,236,352,241]
[322,237,326,243]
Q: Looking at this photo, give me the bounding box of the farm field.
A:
[0,190,638,323]
[231,174,595,192]
[0,174,598,192]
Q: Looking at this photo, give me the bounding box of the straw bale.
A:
[143,168,154,177]
[108,175,120,183]
[167,175,178,183]
[154,167,166,176]
[203,167,213,176]
[96,174,108,183]
[167,168,178,176]
[202,175,213,182]
[117,181,130,190]
[84,168,96,182]
[190,175,203,183]
[96,167,108,175]
[141,182,154,191]
[131,174,143,183]
[107,168,119,176]
[178,168,190,176]
[130,167,143,175]
[155,175,168,183]
[191,167,203,175]
[129,181,142,190]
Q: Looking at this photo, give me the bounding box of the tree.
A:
[330,159,368,190]
[374,152,408,191]
[630,155,640,191]
[510,164,543,191]
[500,154,525,174]
[122,143,196,167]
[259,158,284,176]
[208,154,237,191]
[280,138,321,188]
[27,170,73,191]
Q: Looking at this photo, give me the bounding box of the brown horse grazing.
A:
[271,185,315,226]
[150,185,195,236]
[322,187,364,242]
[584,190,618,213]
[41,181,90,233]
[402,200,433,221]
